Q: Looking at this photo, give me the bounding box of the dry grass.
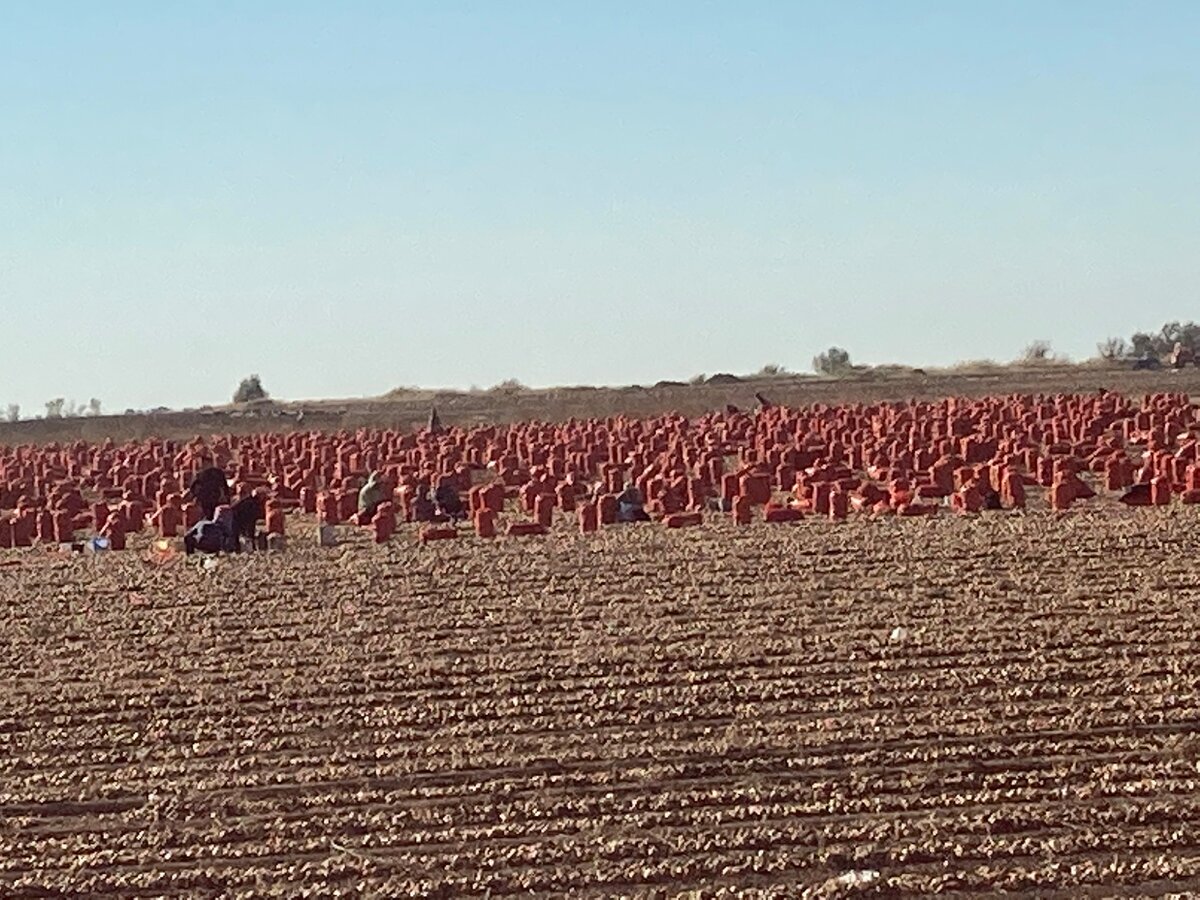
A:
[0,359,1182,446]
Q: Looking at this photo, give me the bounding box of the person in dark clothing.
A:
[412,488,437,523]
[184,505,238,555]
[616,482,650,523]
[188,467,230,520]
[434,480,464,523]
[231,494,266,546]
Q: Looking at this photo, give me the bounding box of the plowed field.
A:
[4,510,1200,897]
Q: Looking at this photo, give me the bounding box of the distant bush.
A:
[1020,340,1053,363]
[757,363,790,377]
[44,398,65,419]
[1097,337,1128,361]
[4,404,19,423]
[812,347,852,376]
[234,375,269,404]
[1128,321,1200,360]
[490,378,527,395]
[688,373,707,386]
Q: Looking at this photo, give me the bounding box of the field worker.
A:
[616,482,650,523]
[188,466,230,520]
[358,471,386,523]
[434,478,464,523]
[213,505,240,551]
[231,494,266,548]
[412,486,437,522]
[184,504,238,555]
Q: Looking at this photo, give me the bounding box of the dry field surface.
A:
[7,363,1200,446]
[5,509,1200,897]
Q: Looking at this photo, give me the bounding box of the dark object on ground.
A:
[435,483,464,521]
[982,490,1003,510]
[189,467,230,519]
[231,495,265,543]
[185,521,226,555]
[707,373,742,385]
[1132,357,1162,371]
[754,392,773,410]
[724,404,741,415]
[413,492,437,522]
[1119,483,1152,506]
[618,506,651,523]
[616,484,649,523]
[428,407,444,433]
[184,506,238,555]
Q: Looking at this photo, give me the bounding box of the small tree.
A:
[1020,340,1053,363]
[1159,321,1200,355]
[1097,337,1128,361]
[4,404,18,423]
[45,398,65,419]
[87,398,102,417]
[757,363,790,377]
[812,347,851,376]
[1130,331,1158,359]
[1125,322,1200,360]
[233,375,269,404]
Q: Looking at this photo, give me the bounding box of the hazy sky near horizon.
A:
[2,2,1198,414]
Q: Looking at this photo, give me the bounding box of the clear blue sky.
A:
[2,2,1198,414]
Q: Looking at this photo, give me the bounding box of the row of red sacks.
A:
[2,390,1198,547]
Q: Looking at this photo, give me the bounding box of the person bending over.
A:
[188,466,230,520]
[435,479,464,523]
[358,471,386,523]
[231,494,266,548]
[616,482,650,523]
[184,504,238,555]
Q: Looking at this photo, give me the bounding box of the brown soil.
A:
[4,509,1200,896]
[4,363,1199,446]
